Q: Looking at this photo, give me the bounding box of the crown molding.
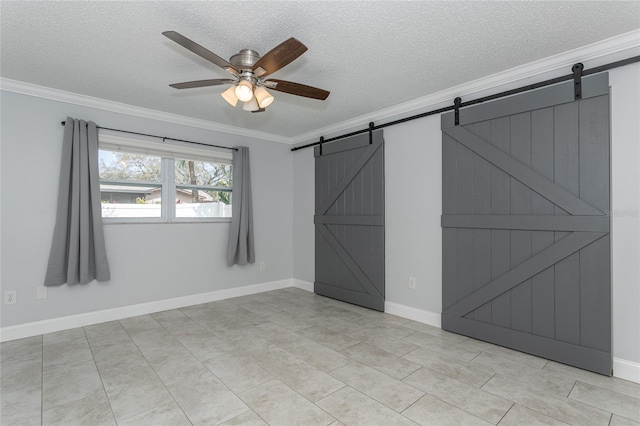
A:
[292,29,640,145]
[2,29,638,146]
[0,78,294,145]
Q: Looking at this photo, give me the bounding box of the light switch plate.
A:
[36,286,48,300]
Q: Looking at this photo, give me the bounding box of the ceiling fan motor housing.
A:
[230,49,261,72]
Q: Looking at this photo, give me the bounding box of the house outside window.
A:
[97,131,232,223]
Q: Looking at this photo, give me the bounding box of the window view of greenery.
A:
[174,158,232,218]
[98,149,232,220]
[99,151,162,218]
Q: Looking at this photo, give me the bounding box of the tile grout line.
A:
[425,390,502,425]
[246,377,342,424]
[165,303,332,425]
[467,350,484,364]
[93,318,193,425]
[564,384,625,422]
[327,363,425,415]
[308,383,346,422]
[480,372,497,389]
[236,297,353,422]
[495,402,516,425]
[118,319,193,424]
[480,377,594,426]
[82,326,119,425]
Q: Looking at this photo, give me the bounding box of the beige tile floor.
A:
[1,287,639,425]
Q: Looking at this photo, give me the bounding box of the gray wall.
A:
[609,63,640,365]
[384,116,442,314]
[292,146,315,283]
[292,62,640,366]
[0,91,293,327]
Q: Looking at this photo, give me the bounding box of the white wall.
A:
[610,63,640,367]
[0,91,293,327]
[384,116,442,314]
[291,62,640,371]
[292,146,315,283]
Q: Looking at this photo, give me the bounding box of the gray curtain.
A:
[44,118,110,285]
[227,146,255,266]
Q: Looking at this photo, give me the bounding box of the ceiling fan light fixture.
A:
[221,85,238,106]
[235,79,254,102]
[254,86,274,108]
[163,32,330,112]
[242,96,260,112]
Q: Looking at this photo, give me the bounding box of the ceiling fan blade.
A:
[266,79,330,100]
[251,108,266,113]
[163,31,238,76]
[252,38,307,77]
[169,79,235,89]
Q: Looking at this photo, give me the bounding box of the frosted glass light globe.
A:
[254,86,274,108]
[235,80,254,102]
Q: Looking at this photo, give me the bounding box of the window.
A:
[174,158,232,218]
[97,131,232,222]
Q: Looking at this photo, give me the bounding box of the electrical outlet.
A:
[259,261,266,271]
[36,286,48,300]
[408,277,416,289]
[4,290,16,305]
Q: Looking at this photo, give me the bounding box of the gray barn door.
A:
[314,130,385,311]
[441,73,611,375]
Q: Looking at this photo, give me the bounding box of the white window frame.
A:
[98,130,233,224]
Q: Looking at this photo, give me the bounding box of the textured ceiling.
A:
[2,1,639,140]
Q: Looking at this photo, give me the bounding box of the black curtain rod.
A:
[59,121,237,151]
[291,55,640,152]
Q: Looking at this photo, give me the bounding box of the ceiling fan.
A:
[163,31,330,112]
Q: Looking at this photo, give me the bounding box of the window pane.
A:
[100,184,162,218]
[174,159,232,187]
[99,149,163,219]
[99,150,161,182]
[175,187,232,218]
[174,158,232,219]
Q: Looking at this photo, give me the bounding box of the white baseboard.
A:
[291,282,443,329]
[384,301,441,328]
[0,279,293,342]
[613,357,640,384]
[293,282,442,329]
[291,279,314,292]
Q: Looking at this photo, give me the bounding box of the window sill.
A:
[102,218,232,225]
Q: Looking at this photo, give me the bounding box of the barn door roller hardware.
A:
[368,122,375,144]
[573,62,584,100]
[454,97,462,126]
[291,55,639,152]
